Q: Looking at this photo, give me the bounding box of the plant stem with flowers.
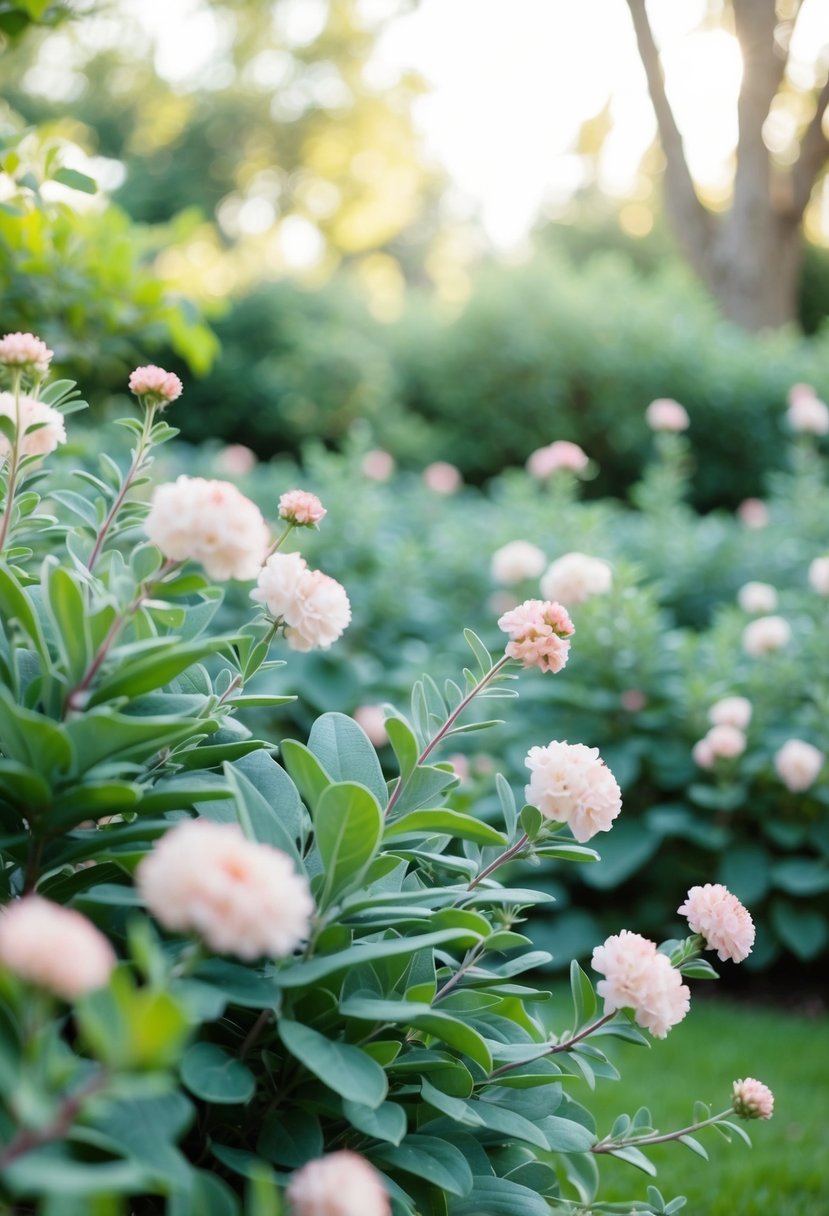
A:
[0,370,23,554]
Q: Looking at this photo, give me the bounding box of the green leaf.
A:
[608,1144,657,1174]
[372,1134,473,1197]
[390,763,458,816]
[386,715,418,782]
[257,1110,322,1168]
[569,960,597,1028]
[278,929,483,989]
[89,636,234,705]
[43,562,90,683]
[538,1114,597,1152]
[192,959,282,1010]
[385,809,507,847]
[53,167,98,193]
[223,762,302,865]
[450,1175,553,1216]
[678,1133,709,1159]
[771,858,829,896]
[279,739,332,813]
[278,1019,388,1108]
[308,712,388,808]
[464,628,493,676]
[0,686,73,776]
[314,781,383,908]
[342,1098,408,1145]
[181,1042,256,1104]
[495,773,517,840]
[770,900,828,959]
[339,997,492,1072]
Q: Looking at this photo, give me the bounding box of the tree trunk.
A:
[704,215,802,333]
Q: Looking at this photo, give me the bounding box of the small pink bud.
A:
[128,364,183,407]
[278,489,327,527]
[0,331,53,375]
[732,1077,774,1120]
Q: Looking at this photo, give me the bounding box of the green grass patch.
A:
[545,994,828,1214]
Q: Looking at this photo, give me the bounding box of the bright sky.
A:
[371,0,829,246]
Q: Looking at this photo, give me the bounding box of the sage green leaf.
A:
[257,1110,323,1167]
[372,1134,473,1197]
[278,1019,388,1108]
[278,929,482,988]
[280,738,332,812]
[308,712,388,807]
[314,781,383,908]
[342,1098,408,1145]
[385,809,507,847]
[181,1042,256,1104]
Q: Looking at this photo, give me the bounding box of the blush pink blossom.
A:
[490,540,547,585]
[708,697,752,730]
[808,556,829,596]
[423,461,462,494]
[137,820,314,960]
[287,1151,390,1216]
[526,440,589,479]
[447,753,470,781]
[732,1078,774,1120]
[774,739,824,792]
[737,498,769,529]
[361,449,395,481]
[705,725,747,761]
[692,737,715,769]
[737,582,778,614]
[279,489,327,527]
[0,896,116,1000]
[215,444,257,476]
[621,689,647,713]
[540,552,613,606]
[645,397,690,432]
[0,331,53,375]
[742,615,791,657]
[145,476,270,580]
[353,704,389,747]
[0,392,66,459]
[128,364,183,406]
[787,386,829,435]
[524,740,622,842]
[498,598,575,674]
[591,930,690,1038]
[678,883,755,963]
[252,553,351,651]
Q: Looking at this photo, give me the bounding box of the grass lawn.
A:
[545,994,828,1214]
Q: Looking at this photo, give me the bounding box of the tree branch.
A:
[790,72,829,219]
[624,0,712,266]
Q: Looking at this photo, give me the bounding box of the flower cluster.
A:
[540,551,612,606]
[136,820,314,960]
[526,440,589,478]
[774,739,824,792]
[524,739,622,842]
[737,581,777,614]
[0,896,116,1000]
[128,364,183,407]
[498,598,574,673]
[591,931,690,1038]
[678,884,755,963]
[253,551,352,651]
[692,697,751,768]
[279,489,327,527]
[490,540,547,585]
[145,475,270,581]
[732,1077,774,1120]
[787,383,829,435]
[645,397,690,432]
[0,392,66,460]
[0,331,53,376]
[742,614,791,657]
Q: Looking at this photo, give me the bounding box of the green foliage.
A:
[0,362,766,1213]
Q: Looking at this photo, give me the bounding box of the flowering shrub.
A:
[0,339,775,1213]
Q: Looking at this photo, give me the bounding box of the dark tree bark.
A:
[625,0,829,331]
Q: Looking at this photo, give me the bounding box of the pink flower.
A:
[353,704,389,747]
[705,725,747,759]
[591,930,690,1038]
[737,582,777,614]
[287,1151,390,1216]
[490,540,547,585]
[145,476,270,580]
[540,552,612,606]
[361,449,395,482]
[423,461,462,494]
[128,364,183,407]
[279,489,327,527]
[498,598,575,674]
[524,740,622,842]
[526,440,589,479]
[621,689,647,713]
[737,498,769,529]
[808,556,829,596]
[692,737,715,769]
[0,392,66,459]
[215,444,257,476]
[0,332,53,375]
[732,1078,774,1120]
[708,697,752,731]
[447,753,470,781]
[678,883,755,963]
[645,397,690,432]
[787,387,829,435]
[774,739,824,792]
[252,553,351,651]
[136,820,314,960]
[742,615,791,657]
[0,896,115,1000]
